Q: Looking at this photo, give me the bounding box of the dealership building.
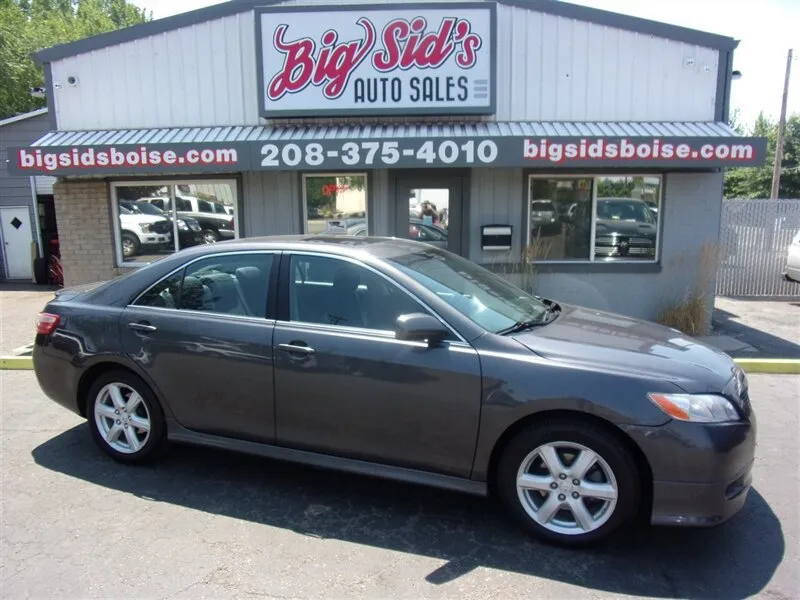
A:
[5,0,766,320]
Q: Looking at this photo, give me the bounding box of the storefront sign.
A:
[251,136,768,170]
[7,135,768,177]
[8,143,248,176]
[256,3,496,117]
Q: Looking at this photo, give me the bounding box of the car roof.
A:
[204,235,434,260]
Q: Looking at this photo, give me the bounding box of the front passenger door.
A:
[273,253,482,478]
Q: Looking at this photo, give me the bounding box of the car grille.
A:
[152,221,172,234]
[595,235,655,258]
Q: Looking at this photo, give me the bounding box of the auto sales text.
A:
[267,16,483,104]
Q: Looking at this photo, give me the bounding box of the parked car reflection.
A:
[563,198,657,260]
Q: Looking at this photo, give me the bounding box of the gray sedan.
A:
[32,236,755,547]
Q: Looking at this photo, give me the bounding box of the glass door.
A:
[395,174,463,255]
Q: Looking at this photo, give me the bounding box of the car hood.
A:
[511,304,737,393]
[119,213,168,224]
[595,219,656,236]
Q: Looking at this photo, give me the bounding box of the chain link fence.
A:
[716,199,800,298]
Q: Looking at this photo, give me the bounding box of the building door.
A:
[395,172,466,256]
[0,206,33,279]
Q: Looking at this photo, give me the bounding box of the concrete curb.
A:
[2,355,799,373]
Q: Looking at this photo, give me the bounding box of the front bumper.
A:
[623,412,756,527]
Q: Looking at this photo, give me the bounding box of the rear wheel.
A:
[496,418,640,547]
[87,370,168,464]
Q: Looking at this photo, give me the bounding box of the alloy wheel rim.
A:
[122,239,135,257]
[516,441,618,536]
[94,383,151,454]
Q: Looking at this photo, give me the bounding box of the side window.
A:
[135,272,183,308]
[177,198,192,211]
[182,254,274,318]
[289,254,436,331]
[198,199,213,213]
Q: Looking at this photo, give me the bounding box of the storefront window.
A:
[112,180,238,266]
[303,174,367,236]
[528,175,661,262]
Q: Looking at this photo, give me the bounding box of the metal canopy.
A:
[7,120,767,177]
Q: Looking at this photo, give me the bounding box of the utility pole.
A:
[770,48,793,199]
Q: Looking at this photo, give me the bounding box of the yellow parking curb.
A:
[0,356,34,370]
[733,358,800,374]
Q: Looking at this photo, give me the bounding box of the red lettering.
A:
[374,17,460,71]
[453,20,481,68]
[268,19,376,101]
[267,24,317,100]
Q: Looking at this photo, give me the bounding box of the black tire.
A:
[121,231,141,258]
[496,417,640,547]
[86,370,169,465]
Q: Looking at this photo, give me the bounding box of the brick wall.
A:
[53,180,126,287]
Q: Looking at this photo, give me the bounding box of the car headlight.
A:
[177,219,189,231]
[648,393,741,423]
[139,223,153,233]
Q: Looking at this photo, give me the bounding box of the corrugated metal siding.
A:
[51,11,258,131]
[470,168,524,263]
[495,5,719,122]
[48,1,721,130]
[242,171,301,237]
[35,176,56,195]
[32,121,739,147]
[0,112,50,280]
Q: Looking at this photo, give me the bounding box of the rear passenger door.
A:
[120,251,280,443]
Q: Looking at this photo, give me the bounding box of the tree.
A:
[724,112,800,199]
[0,0,150,119]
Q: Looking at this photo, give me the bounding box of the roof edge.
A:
[505,1,738,51]
[0,108,49,128]
[31,0,738,66]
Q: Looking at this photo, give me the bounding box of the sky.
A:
[132,0,799,130]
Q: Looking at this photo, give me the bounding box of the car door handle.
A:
[128,322,158,333]
[277,343,315,355]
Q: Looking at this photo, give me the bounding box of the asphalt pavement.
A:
[0,371,798,599]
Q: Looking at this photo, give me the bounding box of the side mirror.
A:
[395,313,449,346]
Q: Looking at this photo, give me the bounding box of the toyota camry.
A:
[33,236,755,546]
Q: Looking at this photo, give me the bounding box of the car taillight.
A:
[36,312,60,335]
[228,218,234,229]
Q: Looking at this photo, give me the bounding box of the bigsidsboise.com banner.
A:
[9,135,768,176]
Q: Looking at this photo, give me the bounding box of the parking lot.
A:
[0,370,797,599]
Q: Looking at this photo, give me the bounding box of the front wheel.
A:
[496,418,641,547]
[121,232,140,258]
[87,370,168,464]
[201,229,219,244]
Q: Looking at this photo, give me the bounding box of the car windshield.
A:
[134,202,166,216]
[597,199,655,224]
[385,248,549,333]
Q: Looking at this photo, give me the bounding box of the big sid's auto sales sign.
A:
[256,3,496,117]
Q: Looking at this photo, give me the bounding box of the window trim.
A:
[110,178,240,269]
[277,250,469,345]
[301,173,369,236]
[526,173,663,264]
[129,250,281,321]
